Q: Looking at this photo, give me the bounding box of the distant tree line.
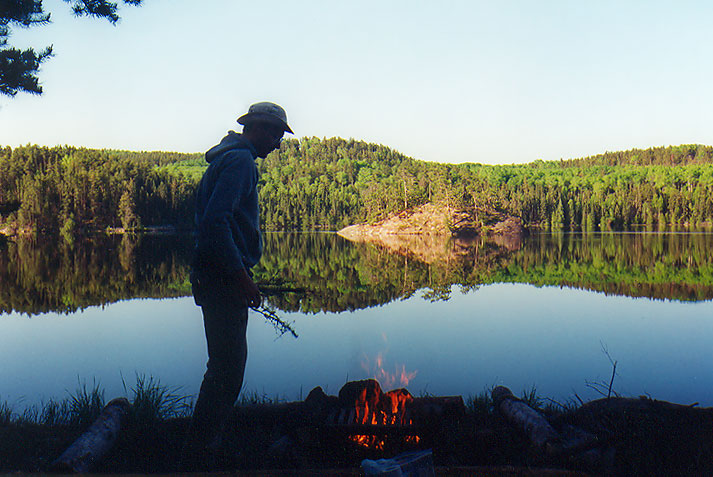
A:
[256,139,713,231]
[2,141,713,234]
[0,145,199,234]
[466,146,713,230]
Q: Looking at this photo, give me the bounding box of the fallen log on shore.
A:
[50,397,131,473]
[492,386,560,452]
[492,386,605,468]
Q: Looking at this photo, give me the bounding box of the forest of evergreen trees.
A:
[258,139,713,231]
[1,141,713,235]
[0,146,198,235]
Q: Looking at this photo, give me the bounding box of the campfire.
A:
[334,380,420,450]
[226,377,467,467]
[317,379,465,456]
[338,351,422,450]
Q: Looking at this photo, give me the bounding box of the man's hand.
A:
[235,267,262,308]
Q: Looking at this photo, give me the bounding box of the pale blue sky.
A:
[1,0,712,164]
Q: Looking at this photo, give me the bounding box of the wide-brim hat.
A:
[237,101,294,134]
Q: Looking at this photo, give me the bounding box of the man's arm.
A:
[234,267,262,308]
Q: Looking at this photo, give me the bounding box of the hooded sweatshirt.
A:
[193,131,262,283]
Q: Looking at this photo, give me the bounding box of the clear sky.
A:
[1,0,712,164]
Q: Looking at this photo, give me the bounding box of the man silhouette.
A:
[181,102,293,469]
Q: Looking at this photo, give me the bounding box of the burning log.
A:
[333,379,420,451]
[320,379,466,455]
[50,397,131,473]
[255,380,466,467]
[337,380,415,427]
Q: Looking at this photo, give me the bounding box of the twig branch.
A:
[250,304,298,339]
[584,380,610,398]
[600,341,618,399]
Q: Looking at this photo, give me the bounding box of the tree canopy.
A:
[2,140,713,235]
[0,0,141,96]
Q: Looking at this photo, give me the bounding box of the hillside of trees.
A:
[257,139,713,231]
[0,146,198,235]
[1,141,713,235]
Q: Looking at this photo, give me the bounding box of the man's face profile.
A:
[251,123,284,157]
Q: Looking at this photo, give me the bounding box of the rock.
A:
[489,216,525,237]
[337,202,525,240]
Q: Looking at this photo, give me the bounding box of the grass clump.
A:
[68,379,105,427]
[126,374,191,424]
[38,399,70,427]
[0,401,12,425]
[1,375,192,429]
[466,389,493,416]
[237,389,283,406]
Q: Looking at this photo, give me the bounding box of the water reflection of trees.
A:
[506,232,713,302]
[1,232,712,316]
[256,232,713,313]
[0,234,193,315]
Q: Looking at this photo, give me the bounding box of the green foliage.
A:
[11,378,107,427]
[236,390,283,406]
[0,374,190,429]
[0,401,12,425]
[3,141,713,234]
[257,139,713,232]
[520,385,543,409]
[0,145,197,233]
[39,398,71,426]
[466,390,494,416]
[0,45,53,96]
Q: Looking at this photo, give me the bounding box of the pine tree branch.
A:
[0,0,141,96]
[0,45,53,96]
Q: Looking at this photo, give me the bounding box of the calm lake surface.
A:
[1,231,713,408]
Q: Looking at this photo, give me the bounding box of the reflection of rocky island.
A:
[334,202,525,267]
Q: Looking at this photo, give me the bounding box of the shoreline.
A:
[2,376,712,475]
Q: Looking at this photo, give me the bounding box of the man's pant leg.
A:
[182,298,248,464]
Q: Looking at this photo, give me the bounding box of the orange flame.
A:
[348,383,420,450]
[360,352,418,389]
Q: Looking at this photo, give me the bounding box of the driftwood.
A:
[51,397,131,473]
[492,386,560,451]
[493,386,615,470]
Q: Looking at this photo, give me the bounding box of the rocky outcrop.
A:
[337,203,526,259]
[337,202,525,240]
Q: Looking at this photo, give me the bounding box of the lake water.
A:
[1,231,712,409]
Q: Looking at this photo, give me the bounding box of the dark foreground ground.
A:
[2,392,712,476]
